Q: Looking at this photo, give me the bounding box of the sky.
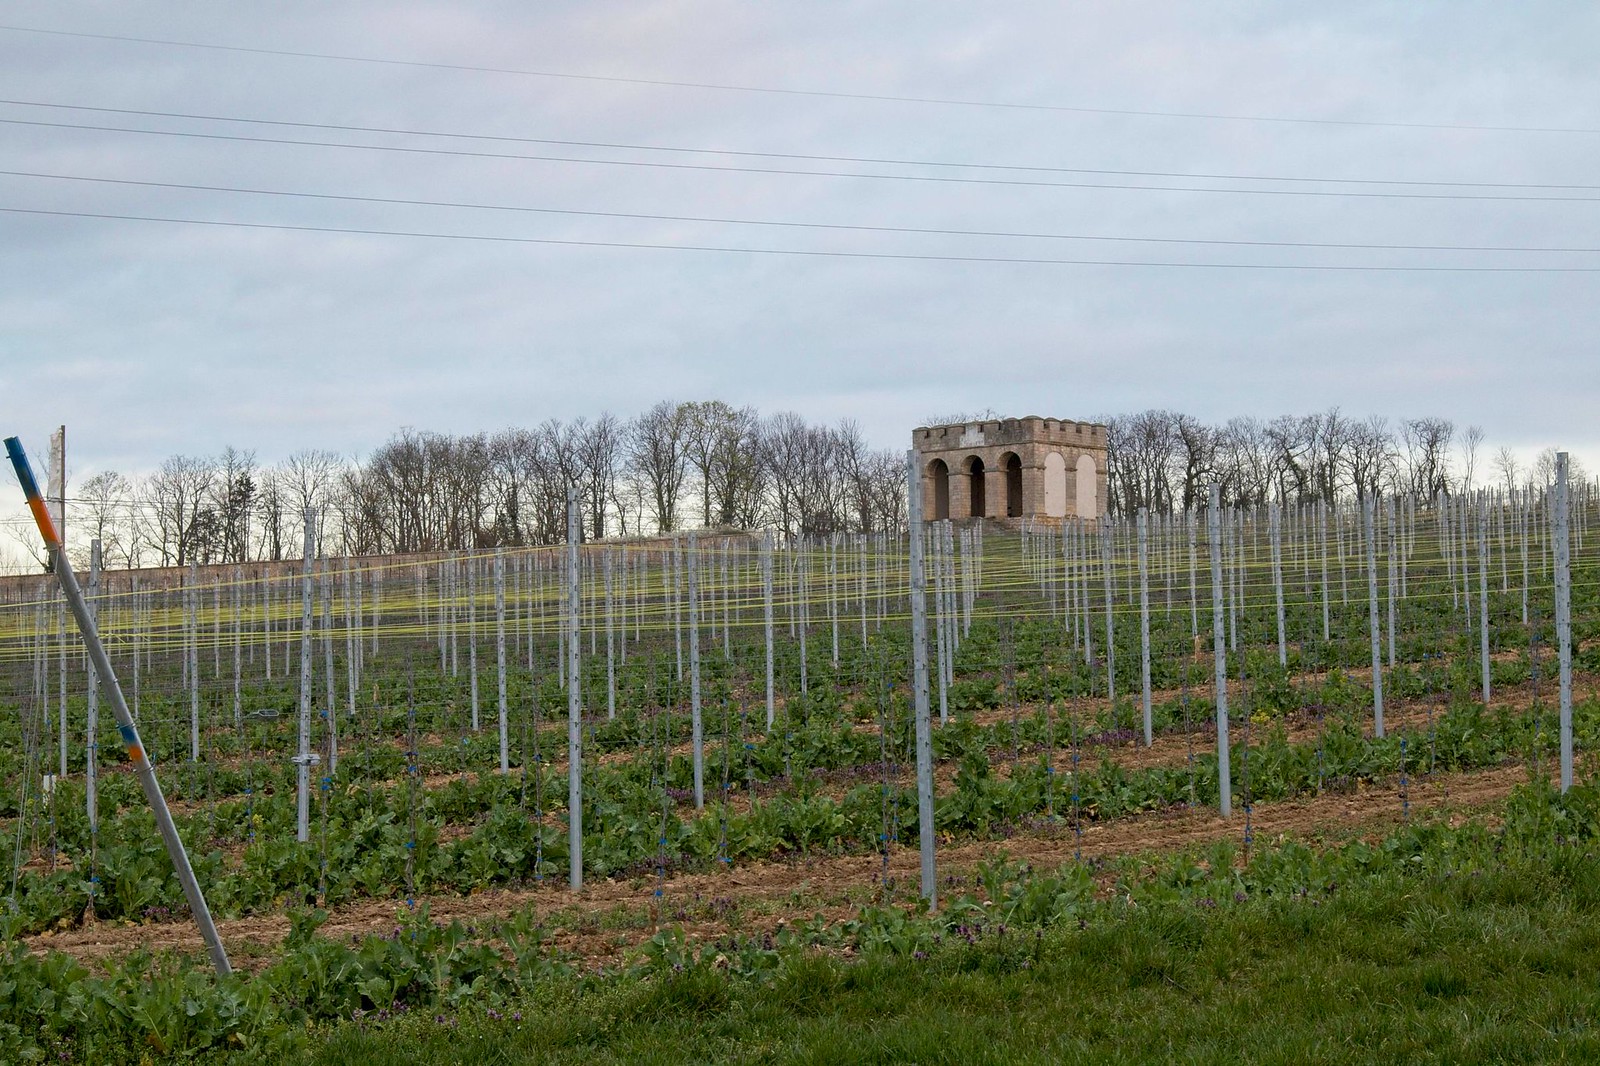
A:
[1,2,1597,566]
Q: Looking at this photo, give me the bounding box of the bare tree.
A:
[922,408,996,426]
[143,454,216,566]
[683,401,735,527]
[358,429,437,553]
[1174,413,1215,512]
[710,406,766,528]
[437,433,490,547]
[1264,414,1318,504]
[674,401,768,529]
[1458,425,1485,493]
[1343,416,1396,501]
[1308,407,1353,503]
[282,448,344,553]
[1493,446,1521,494]
[337,462,387,555]
[1533,447,1588,487]
[577,414,622,539]
[255,468,288,560]
[1399,417,1454,498]
[835,419,880,532]
[1214,417,1274,507]
[210,446,257,563]
[760,412,843,536]
[627,402,689,532]
[75,470,132,569]
[487,426,561,546]
[863,449,907,535]
[609,472,648,538]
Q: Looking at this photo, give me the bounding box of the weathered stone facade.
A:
[912,417,1108,522]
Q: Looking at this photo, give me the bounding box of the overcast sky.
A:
[2,2,1597,565]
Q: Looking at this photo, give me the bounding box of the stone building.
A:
[912,416,1107,522]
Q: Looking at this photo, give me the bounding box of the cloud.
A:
[1,2,1598,570]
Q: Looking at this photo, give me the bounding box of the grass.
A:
[298,834,1600,1064]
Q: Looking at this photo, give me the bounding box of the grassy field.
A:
[304,784,1600,1064]
[0,510,1594,1063]
[3,777,1597,1063]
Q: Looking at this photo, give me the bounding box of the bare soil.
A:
[25,760,1542,970]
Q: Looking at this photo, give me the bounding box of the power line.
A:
[2,23,1597,136]
[2,98,1595,191]
[7,169,1597,254]
[7,115,1600,202]
[5,204,1599,271]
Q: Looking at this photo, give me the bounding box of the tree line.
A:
[61,402,905,569]
[41,403,1580,571]
[1102,408,1577,516]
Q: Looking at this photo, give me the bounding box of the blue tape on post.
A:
[4,438,42,500]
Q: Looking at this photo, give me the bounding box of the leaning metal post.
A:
[6,436,232,975]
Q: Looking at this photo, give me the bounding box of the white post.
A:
[495,548,509,773]
[907,452,936,907]
[688,530,704,810]
[188,561,200,761]
[604,550,616,720]
[762,531,775,731]
[297,509,316,842]
[1319,500,1330,642]
[47,425,65,552]
[566,489,583,890]
[1137,509,1152,746]
[1101,516,1115,704]
[1385,499,1398,668]
[1555,453,1573,791]
[235,567,244,727]
[57,596,67,778]
[1208,485,1231,818]
[321,555,337,773]
[467,553,480,732]
[1478,499,1491,705]
[86,539,101,835]
[933,524,949,724]
[1364,496,1385,737]
[1270,504,1286,667]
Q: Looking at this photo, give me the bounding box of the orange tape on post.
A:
[26,495,60,549]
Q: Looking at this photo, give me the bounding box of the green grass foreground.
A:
[11,780,1600,1064]
[313,860,1600,1066]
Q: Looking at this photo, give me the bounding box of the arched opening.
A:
[1002,453,1023,517]
[1043,452,1067,517]
[1075,454,1098,517]
[928,459,949,520]
[967,457,986,518]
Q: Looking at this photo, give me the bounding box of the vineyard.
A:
[1,479,1598,1062]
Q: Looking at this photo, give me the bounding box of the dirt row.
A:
[9,669,1593,845]
[26,759,1552,969]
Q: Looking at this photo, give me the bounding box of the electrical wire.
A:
[7,115,1600,202]
[5,168,1597,254]
[6,206,1599,271]
[4,23,1598,136]
[2,98,1595,191]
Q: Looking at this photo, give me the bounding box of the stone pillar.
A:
[950,463,973,518]
[1020,448,1046,520]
